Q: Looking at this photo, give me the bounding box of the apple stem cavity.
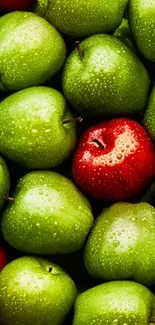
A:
[75,41,84,61]
[48,265,53,272]
[92,138,105,149]
[63,117,83,124]
[6,196,14,202]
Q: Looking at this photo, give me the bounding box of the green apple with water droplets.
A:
[0,156,10,210]
[62,34,150,117]
[0,256,77,325]
[143,86,155,141]
[1,170,94,255]
[84,202,155,286]
[129,0,155,62]
[0,11,66,92]
[113,18,136,52]
[73,280,155,325]
[34,0,128,38]
[141,180,155,206]
[33,0,48,18]
[0,86,76,169]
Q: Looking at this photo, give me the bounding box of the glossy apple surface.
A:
[0,256,76,325]
[0,247,7,271]
[72,118,155,201]
[0,0,36,11]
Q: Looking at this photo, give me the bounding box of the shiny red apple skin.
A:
[0,0,36,11]
[72,118,155,202]
[0,247,7,271]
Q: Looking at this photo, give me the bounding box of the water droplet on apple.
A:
[113,240,120,247]
[36,223,40,227]
[111,319,119,325]
[75,224,80,230]
[32,129,38,133]
[14,281,20,285]
[44,129,51,133]
[131,217,135,221]
[117,154,122,159]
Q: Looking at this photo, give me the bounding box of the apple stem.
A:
[6,196,14,202]
[92,138,105,149]
[75,41,84,61]
[63,117,83,124]
[48,265,53,272]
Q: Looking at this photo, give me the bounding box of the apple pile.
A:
[1,0,155,325]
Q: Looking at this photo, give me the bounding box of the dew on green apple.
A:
[112,240,120,247]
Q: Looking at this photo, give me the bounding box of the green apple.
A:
[0,256,77,325]
[0,156,10,210]
[33,0,48,18]
[1,170,94,255]
[143,86,155,141]
[0,11,66,92]
[62,34,150,117]
[141,180,155,206]
[113,18,136,52]
[84,202,155,286]
[129,0,155,62]
[0,86,76,169]
[73,280,155,325]
[34,0,128,38]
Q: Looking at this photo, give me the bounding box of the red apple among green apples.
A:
[72,118,155,202]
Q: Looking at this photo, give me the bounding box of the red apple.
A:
[0,246,7,271]
[0,0,36,11]
[72,118,155,202]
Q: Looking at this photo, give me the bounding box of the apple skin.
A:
[0,156,10,210]
[129,0,155,62]
[72,117,155,202]
[143,86,155,141]
[62,34,149,117]
[73,280,155,325]
[84,202,155,286]
[0,256,77,325]
[1,171,94,255]
[0,247,7,271]
[0,11,66,93]
[0,0,36,11]
[33,0,48,18]
[0,87,76,169]
[38,0,128,38]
